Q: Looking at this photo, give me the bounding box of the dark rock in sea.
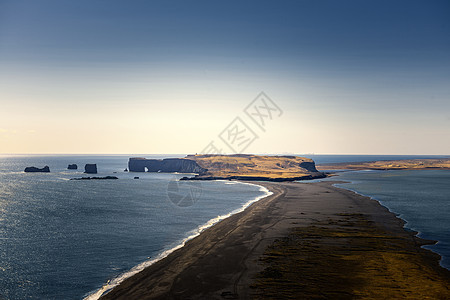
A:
[24,166,50,173]
[84,164,98,174]
[134,176,139,179]
[124,168,128,172]
[67,164,78,170]
[128,157,206,174]
[70,176,118,180]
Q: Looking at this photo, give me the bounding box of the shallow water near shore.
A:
[0,155,268,299]
[321,169,450,270]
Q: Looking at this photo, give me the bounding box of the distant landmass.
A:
[318,158,450,170]
[129,154,325,182]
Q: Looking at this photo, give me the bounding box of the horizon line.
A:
[1,153,449,156]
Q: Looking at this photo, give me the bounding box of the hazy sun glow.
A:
[1,0,449,154]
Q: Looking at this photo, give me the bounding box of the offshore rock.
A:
[84,164,98,174]
[24,166,50,173]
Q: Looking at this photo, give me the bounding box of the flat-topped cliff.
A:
[129,154,325,181]
[187,154,322,179]
[128,157,207,174]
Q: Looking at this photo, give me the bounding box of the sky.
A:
[0,0,449,154]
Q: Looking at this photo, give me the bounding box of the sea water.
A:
[320,169,450,270]
[0,155,269,299]
[1,155,449,299]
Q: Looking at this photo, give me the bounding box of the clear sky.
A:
[1,0,449,154]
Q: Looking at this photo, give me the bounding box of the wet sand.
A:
[101,181,450,299]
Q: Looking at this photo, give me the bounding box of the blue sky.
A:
[1,0,449,154]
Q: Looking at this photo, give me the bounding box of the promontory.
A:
[128,154,325,181]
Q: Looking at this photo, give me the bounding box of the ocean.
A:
[0,154,449,299]
[0,155,269,299]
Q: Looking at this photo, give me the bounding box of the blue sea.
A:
[0,155,269,299]
[0,154,449,299]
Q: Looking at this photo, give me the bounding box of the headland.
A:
[129,154,326,182]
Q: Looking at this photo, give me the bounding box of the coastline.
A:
[101,181,450,299]
[85,181,272,299]
[180,173,326,182]
[327,169,450,270]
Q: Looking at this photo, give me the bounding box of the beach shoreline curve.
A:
[100,181,450,299]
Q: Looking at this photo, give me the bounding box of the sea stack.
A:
[68,164,78,170]
[84,164,98,174]
[24,166,50,173]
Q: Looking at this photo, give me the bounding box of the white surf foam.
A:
[83,181,272,300]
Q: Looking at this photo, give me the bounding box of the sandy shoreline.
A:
[101,181,450,299]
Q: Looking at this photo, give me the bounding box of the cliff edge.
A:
[129,154,325,182]
[128,158,207,174]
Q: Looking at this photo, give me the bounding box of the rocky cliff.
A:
[128,158,207,174]
[128,155,325,181]
[186,154,322,179]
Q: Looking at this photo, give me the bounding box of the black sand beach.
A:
[101,181,450,299]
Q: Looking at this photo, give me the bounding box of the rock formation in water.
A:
[128,158,207,174]
[70,176,118,180]
[24,166,50,173]
[68,164,78,170]
[84,164,98,174]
